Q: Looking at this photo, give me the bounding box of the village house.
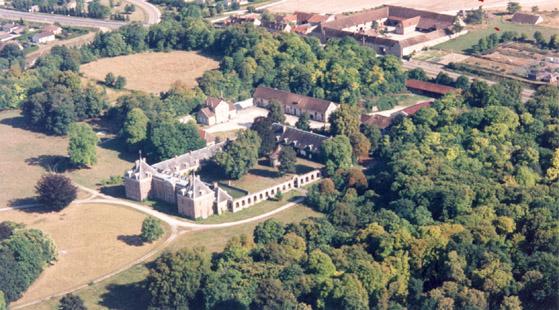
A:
[32,31,56,44]
[511,12,543,25]
[405,79,460,97]
[361,100,435,131]
[253,86,338,123]
[1,23,26,34]
[197,97,237,126]
[228,13,262,26]
[319,5,465,57]
[42,24,63,35]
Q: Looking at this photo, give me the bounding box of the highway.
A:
[0,0,160,29]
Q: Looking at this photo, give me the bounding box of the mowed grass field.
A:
[0,110,134,207]
[80,51,219,94]
[4,203,169,308]
[28,204,323,310]
[435,18,559,52]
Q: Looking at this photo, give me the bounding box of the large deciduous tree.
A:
[279,146,297,175]
[68,123,98,167]
[215,129,261,179]
[35,174,77,211]
[147,120,205,162]
[123,108,149,150]
[141,216,164,243]
[321,135,353,175]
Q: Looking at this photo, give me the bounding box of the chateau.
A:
[124,125,325,219]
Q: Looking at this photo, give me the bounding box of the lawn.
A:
[3,203,170,308]
[196,190,303,224]
[80,51,219,94]
[27,204,323,310]
[200,159,322,193]
[435,17,559,53]
[0,109,135,206]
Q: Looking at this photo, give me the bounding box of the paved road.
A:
[0,0,159,29]
[0,8,127,30]
[403,59,535,102]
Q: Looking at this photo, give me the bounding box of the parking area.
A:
[204,106,327,134]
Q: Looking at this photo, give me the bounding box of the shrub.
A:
[141,216,164,242]
[59,293,86,310]
[35,174,77,211]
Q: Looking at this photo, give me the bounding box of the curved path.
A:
[9,183,306,309]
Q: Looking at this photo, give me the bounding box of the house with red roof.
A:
[197,97,237,126]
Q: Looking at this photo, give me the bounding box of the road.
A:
[403,59,535,102]
[0,8,126,30]
[0,0,159,29]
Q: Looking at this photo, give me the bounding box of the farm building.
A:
[32,31,55,44]
[253,86,338,123]
[405,79,460,97]
[319,5,466,57]
[511,13,543,25]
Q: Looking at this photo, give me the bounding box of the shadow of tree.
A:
[100,281,150,310]
[25,155,73,173]
[117,234,144,247]
[249,168,280,179]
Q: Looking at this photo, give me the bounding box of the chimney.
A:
[127,170,133,177]
[180,188,186,196]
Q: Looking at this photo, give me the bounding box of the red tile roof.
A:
[511,13,542,24]
[253,86,337,114]
[400,100,433,116]
[360,114,393,129]
[405,79,459,95]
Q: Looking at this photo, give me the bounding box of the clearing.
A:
[80,51,219,94]
[4,203,169,308]
[268,0,559,14]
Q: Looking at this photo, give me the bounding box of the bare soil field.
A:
[268,0,558,14]
[5,203,168,307]
[80,51,219,94]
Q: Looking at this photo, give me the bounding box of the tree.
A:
[104,72,115,87]
[147,120,206,161]
[146,247,211,308]
[215,130,261,179]
[545,148,559,181]
[251,278,298,310]
[124,3,135,13]
[534,31,546,48]
[326,274,369,310]
[87,0,110,18]
[250,116,276,156]
[253,219,285,244]
[35,174,77,211]
[321,135,353,175]
[407,68,428,81]
[465,80,498,107]
[141,216,164,243]
[68,123,98,167]
[329,104,360,137]
[267,101,285,124]
[308,249,336,277]
[0,291,5,310]
[295,113,311,131]
[114,76,126,89]
[279,146,297,175]
[123,108,148,149]
[506,2,521,14]
[59,294,86,310]
[531,6,539,12]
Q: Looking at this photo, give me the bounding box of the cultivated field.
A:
[80,51,219,94]
[4,203,169,308]
[435,18,559,52]
[268,0,559,14]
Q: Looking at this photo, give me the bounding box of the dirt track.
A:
[268,0,559,14]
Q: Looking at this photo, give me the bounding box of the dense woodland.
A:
[144,85,559,310]
[0,222,57,302]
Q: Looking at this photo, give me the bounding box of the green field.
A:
[435,18,559,52]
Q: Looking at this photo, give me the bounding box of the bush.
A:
[35,174,77,211]
[141,216,164,242]
[59,293,86,310]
